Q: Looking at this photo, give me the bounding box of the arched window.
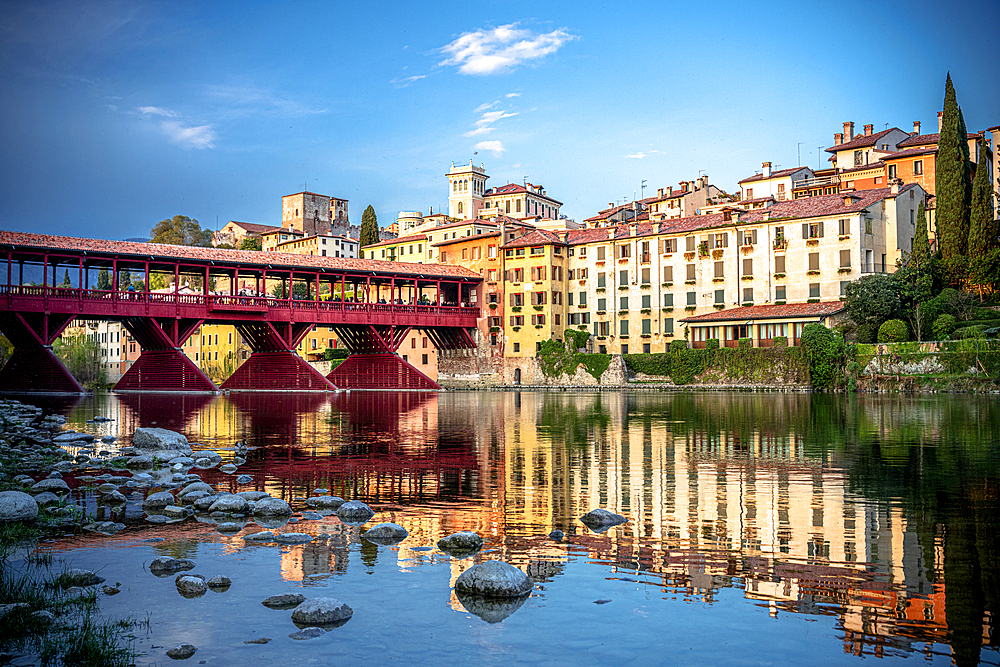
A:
[458,202,464,215]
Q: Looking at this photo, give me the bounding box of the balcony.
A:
[773,238,788,251]
[792,174,841,190]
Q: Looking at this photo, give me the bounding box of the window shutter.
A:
[819,221,825,238]
[737,231,743,246]
[664,266,673,282]
[509,293,515,306]
[722,232,729,247]
[802,223,810,239]
[751,230,757,244]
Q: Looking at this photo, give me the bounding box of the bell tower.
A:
[447,161,488,220]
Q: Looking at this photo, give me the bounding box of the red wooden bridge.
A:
[0,231,481,393]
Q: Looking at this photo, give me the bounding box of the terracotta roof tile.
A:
[501,228,566,249]
[897,131,981,148]
[225,221,282,234]
[432,230,502,247]
[738,167,808,184]
[882,147,938,160]
[680,301,846,323]
[826,127,901,153]
[362,233,428,248]
[0,230,480,280]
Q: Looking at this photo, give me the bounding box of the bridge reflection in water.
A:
[58,391,999,665]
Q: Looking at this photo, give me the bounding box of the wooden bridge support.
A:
[115,317,217,392]
[222,322,335,392]
[327,354,441,390]
[0,312,83,393]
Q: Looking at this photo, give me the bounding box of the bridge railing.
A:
[2,285,480,319]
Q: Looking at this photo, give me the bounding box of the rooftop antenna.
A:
[641,179,647,199]
[817,147,823,169]
[797,142,803,167]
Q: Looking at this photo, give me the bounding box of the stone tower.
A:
[447,161,488,220]
[282,192,331,236]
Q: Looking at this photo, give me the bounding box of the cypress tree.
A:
[968,138,997,259]
[936,74,971,259]
[911,199,930,266]
[359,205,379,247]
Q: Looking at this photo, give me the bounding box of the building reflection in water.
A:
[60,390,997,664]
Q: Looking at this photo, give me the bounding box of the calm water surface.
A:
[19,391,1000,666]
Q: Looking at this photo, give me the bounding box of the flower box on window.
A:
[806,270,820,276]
[773,273,786,279]
[661,282,673,287]
[713,277,724,283]
[838,267,851,273]
[806,239,819,246]
[714,304,725,310]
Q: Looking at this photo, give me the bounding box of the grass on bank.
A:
[1,524,148,667]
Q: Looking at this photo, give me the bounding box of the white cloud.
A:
[464,106,518,136]
[474,140,505,157]
[391,74,426,88]
[106,104,118,112]
[204,85,327,117]
[474,101,498,113]
[137,106,179,117]
[624,152,647,159]
[463,126,493,137]
[160,121,215,149]
[505,92,521,98]
[439,23,578,75]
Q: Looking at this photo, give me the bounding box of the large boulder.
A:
[149,557,196,576]
[291,598,353,626]
[335,500,374,524]
[208,495,249,514]
[362,523,408,546]
[175,575,207,597]
[142,491,175,511]
[580,509,627,533]
[262,593,305,609]
[30,478,70,495]
[0,491,38,522]
[437,531,483,557]
[454,560,532,598]
[253,498,292,516]
[305,496,344,510]
[132,428,193,460]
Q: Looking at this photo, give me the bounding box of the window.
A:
[597,272,606,288]
[531,314,546,325]
[775,285,786,301]
[641,294,651,309]
[714,289,725,304]
[888,164,897,178]
[838,218,850,235]
[865,218,873,235]
[620,320,629,336]
[663,293,673,307]
[686,291,696,306]
[809,283,820,298]
[411,338,417,349]
[686,264,696,281]
[709,232,728,248]
[661,238,676,253]
[579,246,587,257]
[617,243,631,259]
[742,287,753,303]
[516,199,521,213]
[488,245,496,258]
[714,261,725,278]
[745,188,753,200]
[840,250,851,268]
[513,268,524,282]
[516,248,525,256]
[510,315,524,326]
[803,222,823,239]
[641,267,650,284]
[598,298,607,311]
[642,319,651,334]
[685,236,696,252]
[621,344,628,354]
[663,266,673,283]
[809,253,820,271]
[531,291,546,305]
[488,269,498,282]
[663,318,674,335]
[568,292,573,306]
[643,343,651,353]
[620,270,629,286]
[620,296,628,310]
[510,292,524,307]
[854,150,863,166]
[913,160,923,175]
[840,281,850,296]
[513,342,520,353]
[579,292,587,306]
[597,246,606,260]
[742,258,752,276]
[737,230,757,246]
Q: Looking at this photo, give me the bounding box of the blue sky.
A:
[1,0,997,240]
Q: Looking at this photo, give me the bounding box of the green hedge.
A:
[623,344,808,385]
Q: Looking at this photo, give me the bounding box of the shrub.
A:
[877,319,909,343]
[705,338,720,351]
[773,336,787,347]
[855,324,877,344]
[932,314,958,340]
[957,324,987,339]
[324,347,350,360]
[738,337,752,349]
[564,329,590,351]
[800,323,843,388]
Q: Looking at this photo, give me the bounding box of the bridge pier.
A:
[116,317,217,392]
[328,353,441,390]
[221,322,335,392]
[0,312,84,394]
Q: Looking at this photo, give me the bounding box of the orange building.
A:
[433,229,504,354]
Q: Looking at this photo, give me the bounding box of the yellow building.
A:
[501,229,569,357]
[198,324,246,382]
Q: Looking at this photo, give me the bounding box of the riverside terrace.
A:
[0,230,481,393]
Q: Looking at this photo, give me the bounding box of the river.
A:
[19,390,1000,666]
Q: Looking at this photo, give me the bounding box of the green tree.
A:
[844,274,900,343]
[936,74,971,260]
[911,199,931,267]
[97,268,112,291]
[60,269,71,287]
[149,215,213,247]
[359,205,379,247]
[53,331,107,387]
[969,138,997,260]
[800,323,843,388]
[239,236,262,251]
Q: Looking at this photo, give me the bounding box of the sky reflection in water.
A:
[30,390,1000,666]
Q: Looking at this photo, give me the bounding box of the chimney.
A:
[679,181,688,193]
[834,133,843,146]
[913,121,921,135]
[864,124,873,137]
[938,112,943,132]
[657,188,664,197]
[608,227,616,240]
[843,121,854,141]
[890,178,901,194]
[762,161,772,178]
